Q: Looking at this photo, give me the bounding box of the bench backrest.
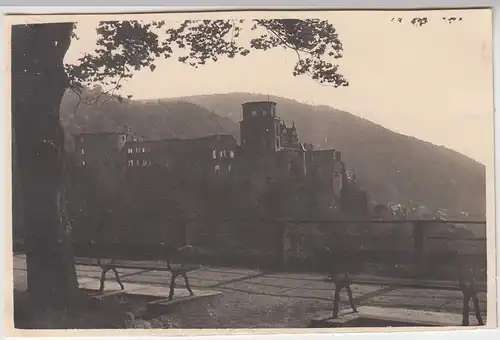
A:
[73,242,193,262]
[312,247,486,281]
[313,247,366,276]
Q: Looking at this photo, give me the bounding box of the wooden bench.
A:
[324,274,486,327]
[73,242,202,301]
[313,248,486,327]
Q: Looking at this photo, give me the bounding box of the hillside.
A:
[160,93,486,216]
[60,89,239,151]
[60,90,486,215]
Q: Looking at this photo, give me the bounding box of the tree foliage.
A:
[392,15,463,27]
[65,19,349,102]
[64,14,468,106]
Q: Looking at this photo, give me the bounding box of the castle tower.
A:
[240,101,282,153]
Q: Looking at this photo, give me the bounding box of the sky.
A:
[62,9,494,165]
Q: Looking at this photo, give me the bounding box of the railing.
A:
[16,217,487,282]
[188,218,486,280]
[88,216,485,281]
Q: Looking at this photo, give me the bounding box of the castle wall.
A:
[74,132,129,169]
[234,152,280,195]
[306,150,343,190]
[240,101,281,153]
[71,101,356,240]
[240,116,281,153]
[303,150,345,215]
[73,133,129,201]
[125,134,238,179]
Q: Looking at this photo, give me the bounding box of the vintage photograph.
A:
[8,8,495,332]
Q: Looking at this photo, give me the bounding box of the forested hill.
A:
[60,88,239,151]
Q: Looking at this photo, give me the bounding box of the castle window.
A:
[127,148,133,154]
[80,136,84,143]
[229,150,234,158]
[121,135,126,142]
[251,110,257,116]
[220,150,223,158]
[263,109,268,116]
[142,147,146,153]
[212,149,217,159]
[222,149,227,158]
[136,148,140,153]
[143,160,147,166]
[128,160,133,167]
[81,148,85,155]
[82,160,85,167]
[214,164,220,175]
[228,164,232,172]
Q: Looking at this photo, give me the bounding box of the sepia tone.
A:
[5,8,496,335]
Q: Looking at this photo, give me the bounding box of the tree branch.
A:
[262,23,341,88]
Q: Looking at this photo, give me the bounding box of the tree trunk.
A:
[11,23,79,310]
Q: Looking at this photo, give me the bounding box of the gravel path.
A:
[152,289,332,328]
[13,255,487,329]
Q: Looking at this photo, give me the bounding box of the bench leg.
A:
[168,274,178,301]
[472,293,484,325]
[332,283,342,319]
[182,273,194,296]
[462,291,471,326]
[99,267,109,294]
[112,268,125,290]
[345,284,357,313]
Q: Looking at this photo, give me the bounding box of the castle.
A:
[73,101,363,219]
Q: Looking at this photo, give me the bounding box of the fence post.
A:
[412,221,428,278]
